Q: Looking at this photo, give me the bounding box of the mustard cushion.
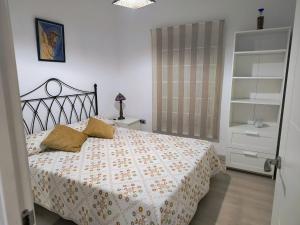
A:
[83,117,115,139]
[42,125,87,152]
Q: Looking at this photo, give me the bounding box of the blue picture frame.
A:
[35,18,66,62]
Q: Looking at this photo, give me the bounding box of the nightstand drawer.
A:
[226,148,274,175]
[117,121,140,130]
[113,118,141,130]
[128,122,141,130]
[231,132,276,154]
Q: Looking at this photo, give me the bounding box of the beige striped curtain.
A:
[152,20,224,141]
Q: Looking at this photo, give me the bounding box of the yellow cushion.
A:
[83,117,115,139]
[42,125,87,152]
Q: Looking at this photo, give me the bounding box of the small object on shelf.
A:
[247,120,255,125]
[255,119,264,128]
[257,8,265,30]
[115,93,126,120]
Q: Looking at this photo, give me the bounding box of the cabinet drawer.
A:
[117,121,141,130]
[231,131,276,154]
[226,148,274,175]
[128,122,141,130]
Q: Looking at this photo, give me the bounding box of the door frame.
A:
[0,0,35,224]
[271,0,300,224]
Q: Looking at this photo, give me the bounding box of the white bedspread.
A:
[27,122,222,225]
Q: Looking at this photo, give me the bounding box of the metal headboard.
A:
[21,78,98,134]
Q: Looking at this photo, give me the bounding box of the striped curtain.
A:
[152,20,224,141]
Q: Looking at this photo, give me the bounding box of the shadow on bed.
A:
[190,172,231,225]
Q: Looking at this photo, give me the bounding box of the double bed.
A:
[22,79,223,225]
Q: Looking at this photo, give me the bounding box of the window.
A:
[152,20,224,140]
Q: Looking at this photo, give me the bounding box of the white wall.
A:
[8,0,120,118]
[9,0,296,155]
[115,0,296,154]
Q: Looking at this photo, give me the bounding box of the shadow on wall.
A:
[190,172,231,225]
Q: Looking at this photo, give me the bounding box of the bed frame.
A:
[20,78,98,134]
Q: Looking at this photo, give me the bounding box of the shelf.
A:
[234,49,286,55]
[232,76,283,80]
[231,98,281,106]
[235,27,290,35]
[229,123,279,137]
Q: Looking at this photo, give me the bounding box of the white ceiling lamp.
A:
[112,0,156,9]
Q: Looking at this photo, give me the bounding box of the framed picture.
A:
[35,18,66,62]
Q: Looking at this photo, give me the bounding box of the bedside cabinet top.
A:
[114,118,140,125]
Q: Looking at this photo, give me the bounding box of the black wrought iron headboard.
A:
[21,78,98,134]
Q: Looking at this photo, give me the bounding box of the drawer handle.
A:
[243,151,258,157]
[245,130,259,136]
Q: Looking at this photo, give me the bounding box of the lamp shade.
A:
[112,0,156,9]
[115,93,126,101]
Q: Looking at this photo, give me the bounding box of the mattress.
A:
[27,121,223,225]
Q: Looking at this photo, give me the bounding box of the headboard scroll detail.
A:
[21,78,98,134]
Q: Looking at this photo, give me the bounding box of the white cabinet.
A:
[226,27,291,175]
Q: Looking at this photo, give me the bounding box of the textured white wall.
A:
[8,0,120,118]
[115,0,296,154]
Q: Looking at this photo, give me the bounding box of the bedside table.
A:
[112,118,141,130]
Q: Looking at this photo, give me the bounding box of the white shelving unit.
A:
[226,27,291,176]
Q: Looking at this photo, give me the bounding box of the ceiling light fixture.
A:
[112,0,156,9]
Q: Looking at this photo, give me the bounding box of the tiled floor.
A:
[35,169,275,225]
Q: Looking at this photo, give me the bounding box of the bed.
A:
[22,78,223,225]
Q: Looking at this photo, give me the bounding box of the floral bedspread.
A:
[27,122,222,225]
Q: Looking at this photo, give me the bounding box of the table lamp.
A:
[115,93,126,120]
